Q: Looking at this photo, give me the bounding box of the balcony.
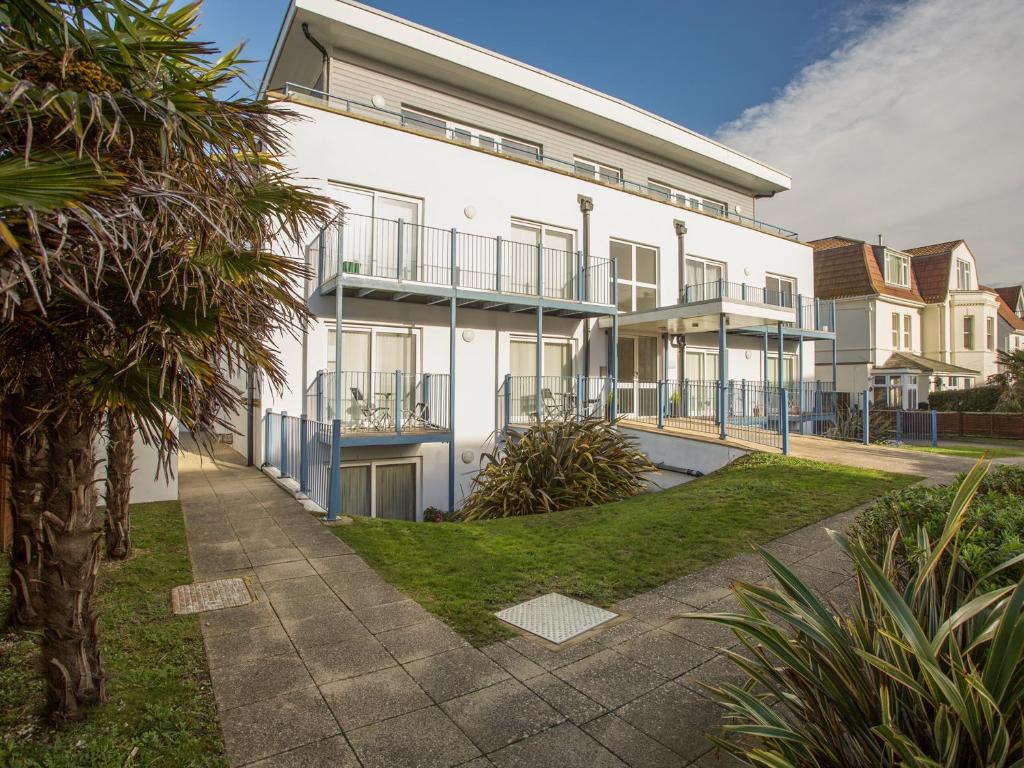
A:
[304,370,452,445]
[313,213,615,317]
[607,280,835,336]
[276,83,800,241]
[502,375,611,427]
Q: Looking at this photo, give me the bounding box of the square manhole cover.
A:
[171,578,253,615]
[496,593,617,644]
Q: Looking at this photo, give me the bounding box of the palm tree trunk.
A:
[6,425,46,628]
[40,402,105,721]
[104,407,133,560]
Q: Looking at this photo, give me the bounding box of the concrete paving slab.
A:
[298,634,398,686]
[582,713,687,768]
[554,649,667,709]
[347,705,481,768]
[487,722,626,768]
[405,646,510,702]
[441,678,564,754]
[320,666,432,731]
[209,653,313,710]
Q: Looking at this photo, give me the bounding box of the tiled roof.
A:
[812,240,922,302]
[877,351,978,375]
[992,290,1024,331]
[993,285,1023,310]
[904,240,964,258]
[909,252,951,302]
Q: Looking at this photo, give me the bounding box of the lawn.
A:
[900,439,1024,459]
[0,501,226,768]
[333,453,918,644]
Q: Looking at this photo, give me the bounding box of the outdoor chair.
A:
[350,386,393,431]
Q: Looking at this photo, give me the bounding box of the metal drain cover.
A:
[171,578,253,615]
[496,593,618,644]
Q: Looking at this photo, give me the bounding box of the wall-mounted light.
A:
[744,350,752,359]
[464,205,477,219]
[743,267,751,277]
[461,329,476,343]
[461,449,475,464]
[371,94,387,109]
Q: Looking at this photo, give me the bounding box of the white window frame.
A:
[963,315,975,350]
[573,156,622,184]
[509,334,576,378]
[341,457,422,521]
[647,180,728,216]
[683,347,721,383]
[986,316,995,351]
[884,249,911,288]
[326,322,421,374]
[892,313,901,348]
[400,107,541,161]
[766,352,798,385]
[765,273,796,309]
[956,259,973,290]
[613,239,659,313]
[903,314,913,350]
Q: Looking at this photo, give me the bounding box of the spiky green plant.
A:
[459,418,656,520]
[686,459,1024,767]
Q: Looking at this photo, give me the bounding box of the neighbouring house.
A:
[248,0,834,520]
[992,284,1024,357]
[812,236,1001,408]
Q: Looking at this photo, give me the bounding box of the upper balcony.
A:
[276,83,800,241]
[603,280,836,337]
[312,212,616,317]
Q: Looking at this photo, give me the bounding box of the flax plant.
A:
[686,459,1024,767]
[459,418,656,520]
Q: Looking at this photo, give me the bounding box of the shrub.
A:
[928,384,1002,412]
[851,464,1024,588]
[687,461,1024,767]
[459,418,656,520]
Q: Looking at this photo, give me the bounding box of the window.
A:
[510,337,573,378]
[325,325,418,422]
[892,313,901,348]
[963,315,975,350]
[949,376,959,388]
[400,108,541,160]
[888,376,903,408]
[766,354,797,385]
[683,256,724,303]
[647,180,727,216]
[765,274,796,308]
[903,314,913,350]
[573,157,622,184]
[330,184,421,280]
[964,378,973,389]
[341,459,418,521]
[611,239,658,312]
[509,220,576,298]
[987,317,995,351]
[884,249,910,288]
[684,348,720,381]
[956,259,972,290]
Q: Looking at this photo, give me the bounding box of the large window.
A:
[509,220,576,298]
[963,315,975,350]
[765,274,795,308]
[400,108,541,160]
[987,316,995,351]
[612,240,658,312]
[648,180,727,216]
[904,314,913,350]
[573,157,622,184]
[683,256,724,303]
[956,259,973,290]
[341,459,418,521]
[884,249,910,288]
[892,313,900,348]
[767,353,797,385]
[510,337,573,378]
[330,184,421,280]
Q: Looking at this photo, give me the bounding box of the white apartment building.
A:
[812,236,1002,408]
[251,0,834,520]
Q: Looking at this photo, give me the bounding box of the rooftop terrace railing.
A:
[279,82,800,240]
[315,212,615,306]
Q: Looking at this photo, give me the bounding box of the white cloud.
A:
[718,0,1024,287]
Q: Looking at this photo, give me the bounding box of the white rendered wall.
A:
[95,428,178,505]
[620,427,747,476]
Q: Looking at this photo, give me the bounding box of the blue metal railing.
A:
[279,82,800,240]
[315,212,613,306]
[678,280,836,334]
[304,370,451,435]
[503,375,610,426]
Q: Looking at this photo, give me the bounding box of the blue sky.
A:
[197,0,878,136]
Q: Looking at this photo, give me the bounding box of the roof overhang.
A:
[261,0,792,197]
[598,300,795,334]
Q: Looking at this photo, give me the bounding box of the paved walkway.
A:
[179,439,971,767]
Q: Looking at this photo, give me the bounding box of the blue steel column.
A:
[327,223,345,520]
[831,337,838,390]
[279,411,288,477]
[263,407,271,467]
[798,333,805,434]
[777,323,785,437]
[781,389,790,454]
[718,313,727,440]
[299,414,310,493]
[448,229,457,514]
[763,329,769,426]
[610,259,619,421]
[535,242,544,422]
[862,389,871,445]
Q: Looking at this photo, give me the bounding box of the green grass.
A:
[334,453,918,644]
[899,440,1024,459]
[0,502,226,768]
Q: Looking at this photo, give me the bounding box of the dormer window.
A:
[1015,296,1022,319]
[884,249,910,288]
[956,259,972,290]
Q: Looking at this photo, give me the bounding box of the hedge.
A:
[928,384,1001,412]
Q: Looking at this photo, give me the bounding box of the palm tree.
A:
[0,0,334,720]
[103,406,133,559]
[989,349,1024,411]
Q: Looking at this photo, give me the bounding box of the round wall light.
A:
[461,329,476,343]
[743,267,751,277]
[745,350,752,359]
[371,94,387,109]
[461,449,475,464]
[464,205,477,219]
